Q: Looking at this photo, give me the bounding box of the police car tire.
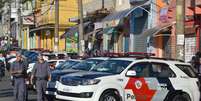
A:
[171,93,191,101]
[99,91,120,101]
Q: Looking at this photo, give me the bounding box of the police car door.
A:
[148,62,176,101]
[124,62,176,101]
[125,62,154,101]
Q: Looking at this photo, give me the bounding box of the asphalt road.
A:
[0,71,58,101]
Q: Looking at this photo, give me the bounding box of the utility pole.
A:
[176,0,185,60]
[102,0,104,9]
[17,0,22,48]
[7,1,11,50]
[78,0,84,56]
[54,0,59,52]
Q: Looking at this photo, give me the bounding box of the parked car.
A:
[47,59,66,70]
[42,52,68,60]
[46,57,109,96]
[56,57,200,101]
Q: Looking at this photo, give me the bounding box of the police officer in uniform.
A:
[10,53,27,101]
[31,54,50,101]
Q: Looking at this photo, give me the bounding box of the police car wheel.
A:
[99,91,120,101]
[172,93,191,101]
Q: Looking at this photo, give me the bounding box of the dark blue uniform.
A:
[32,61,50,101]
[11,61,27,101]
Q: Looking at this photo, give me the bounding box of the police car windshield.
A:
[70,59,104,71]
[91,60,132,74]
[57,61,80,70]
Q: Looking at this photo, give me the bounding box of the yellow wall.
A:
[35,0,78,51]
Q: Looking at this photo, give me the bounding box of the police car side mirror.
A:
[126,70,137,77]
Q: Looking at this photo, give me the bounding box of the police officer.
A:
[31,54,50,101]
[10,53,27,101]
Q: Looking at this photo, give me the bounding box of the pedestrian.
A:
[0,60,5,81]
[10,52,27,101]
[31,54,50,101]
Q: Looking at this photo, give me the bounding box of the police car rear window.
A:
[175,64,197,78]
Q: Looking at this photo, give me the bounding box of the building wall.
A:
[21,0,34,50]
[34,0,78,51]
[103,0,130,52]
[83,0,115,14]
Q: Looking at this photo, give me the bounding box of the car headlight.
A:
[79,79,101,86]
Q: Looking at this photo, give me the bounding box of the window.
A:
[57,54,65,59]
[71,59,104,71]
[176,64,197,78]
[150,63,176,78]
[129,62,175,78]
[129,62,151,77]
[91,60,132,74]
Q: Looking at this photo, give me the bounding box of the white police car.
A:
[46,57,109,96]
[56,57,200,101]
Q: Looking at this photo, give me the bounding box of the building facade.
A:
[30,0,78,51]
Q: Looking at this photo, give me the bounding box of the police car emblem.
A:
[135,80,142,89]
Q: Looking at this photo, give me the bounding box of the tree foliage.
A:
[0,0,32,9]
[0,0,12,9]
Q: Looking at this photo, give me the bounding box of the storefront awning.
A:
[102,0,150,22]
[60,22,93,39]
[103,27,118,34]
[83,28,104,40]
[134,22,175,53]
[29,26,54,32]
[142,22,175,37]
[60,26,78,38]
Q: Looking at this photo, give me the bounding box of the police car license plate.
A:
[63,87,71,92]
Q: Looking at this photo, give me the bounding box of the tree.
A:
[0,0,14,10]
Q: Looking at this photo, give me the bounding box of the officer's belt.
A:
[36,77,48,81]
[13,75,25,78]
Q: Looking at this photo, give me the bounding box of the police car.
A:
[56,57,200,101]
[46,57,109,96]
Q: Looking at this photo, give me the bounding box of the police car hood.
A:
[52,69,81,74]
[51,69,82,77]
[61,71,114,79]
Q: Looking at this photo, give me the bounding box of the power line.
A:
[33,0,55,17]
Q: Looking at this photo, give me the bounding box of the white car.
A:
[42,52,68,60]
[46,57,109,96]
[47,59,66,68]
[56,58,200,101]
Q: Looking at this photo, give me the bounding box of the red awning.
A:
[187,7,201,15]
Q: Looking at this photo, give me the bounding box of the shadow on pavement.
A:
[0,89,13,97]
[28,99,37,101]
[0,88,12,92]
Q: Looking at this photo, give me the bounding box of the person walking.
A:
[0,60,5,81]
[10,53,27,101]
[31,54,50,101]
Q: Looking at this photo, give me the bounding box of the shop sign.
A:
[177,35,185,45]
[46,30,51,36]
[23,16,34,25]
[159,8,168,22]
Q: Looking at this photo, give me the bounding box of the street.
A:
[0,71,37,101]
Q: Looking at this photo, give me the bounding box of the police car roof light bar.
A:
[126,52,155,57]
[104,52,125,57]
[103,52,155,58]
